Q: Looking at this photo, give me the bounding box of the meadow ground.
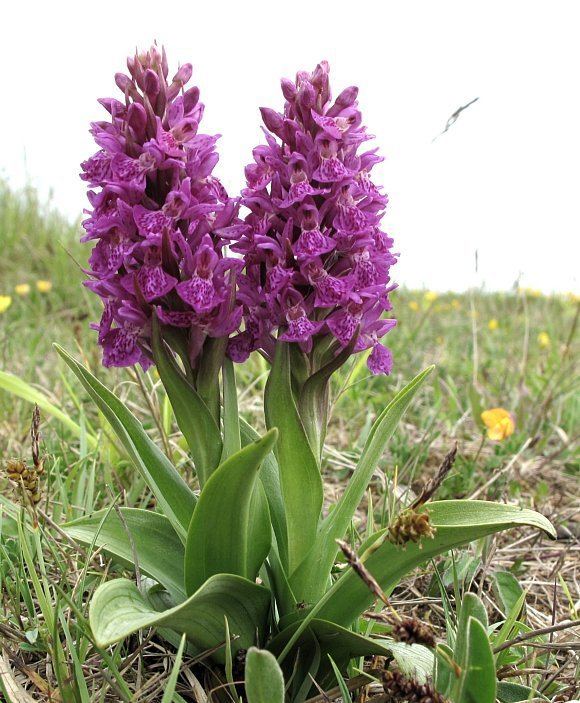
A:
[0,180,578,700]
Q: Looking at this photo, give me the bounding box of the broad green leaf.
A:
[90,574,270,664]
[245,648,285,703]
[315,501,555,628]
[151,320,222,485]
[184,429,277,595]
[221,358,241,461]
[454,617,496,703]
[54,345,196,540]
[240,418,288,570]
[290,366,434,602]
[264,343,323,572]
[63,508,185,601]
[0,370,97,447]
[492,570,524,616]
[454,592,488,672]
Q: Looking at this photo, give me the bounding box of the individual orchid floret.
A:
[225,61,397,375]
[81,45,240,374]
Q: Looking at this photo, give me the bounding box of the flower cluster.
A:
[81,46,240,369]
[224,61,397,374]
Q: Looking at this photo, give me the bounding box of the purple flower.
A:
[228,61,397,374]
[81,45,240,370]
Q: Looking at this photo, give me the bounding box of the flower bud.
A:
[115,72,133,94]
[144,69,160,99]
[172,63,193,86]
[260,107,285,138]
[280,78,297,102]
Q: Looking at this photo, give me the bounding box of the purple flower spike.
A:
[81,45,239,369]
[229,62,397,374]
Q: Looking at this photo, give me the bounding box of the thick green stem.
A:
[196,336,227,426]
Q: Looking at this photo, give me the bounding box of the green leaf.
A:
[497,681,549,702]
[240,418,288,570]
[54,345,196,541]
[264,343,323,573]
[221,358,241,461]
[454,617,496,703]
[161,634,186,703]
[435,643,456,695]
[454,593,489,672]
[493,590,526,655]
[328,655,352,702]
[63,508,185,601]
[297,336,357,458]
[269,618,433,685]
[245,648,285,703]
[315,500,555,628]
[0,370,97,447]
[492,570,524,617]
[89,574,271,664]
[290,366,434,602]
[151,320,222,485]
[184,429,278,595]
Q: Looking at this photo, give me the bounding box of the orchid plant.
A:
[58,47,555,702]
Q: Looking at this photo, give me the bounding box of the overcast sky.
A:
[2,0,578,292]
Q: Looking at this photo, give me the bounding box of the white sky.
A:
[2,0,578,292]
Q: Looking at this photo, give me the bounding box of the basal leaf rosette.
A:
[224,61,397,376]
[81,45,241,374]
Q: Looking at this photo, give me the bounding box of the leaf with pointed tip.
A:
[290,366,434,602]
[240,418,288,570]
[54,345,195,540]
[184,429,277,595]
[151,319,222,485]
[265,343,322,572]
[245,648,285,703]
[89,575,271,664]
[315,501,555,628]
[63,508,185,601]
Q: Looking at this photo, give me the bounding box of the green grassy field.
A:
[0,181,578,701]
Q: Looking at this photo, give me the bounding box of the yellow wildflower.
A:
[424,291,438,303]
[481,408,515,441]
[36,280,53,293]
[15,283,31,296]
[537,331,550,348]
[408,301,420,312]
[451,300,462,311]
[0,295,12,313]
[488,318,499,331]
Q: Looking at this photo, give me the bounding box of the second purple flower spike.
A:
[225,61,397,375]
